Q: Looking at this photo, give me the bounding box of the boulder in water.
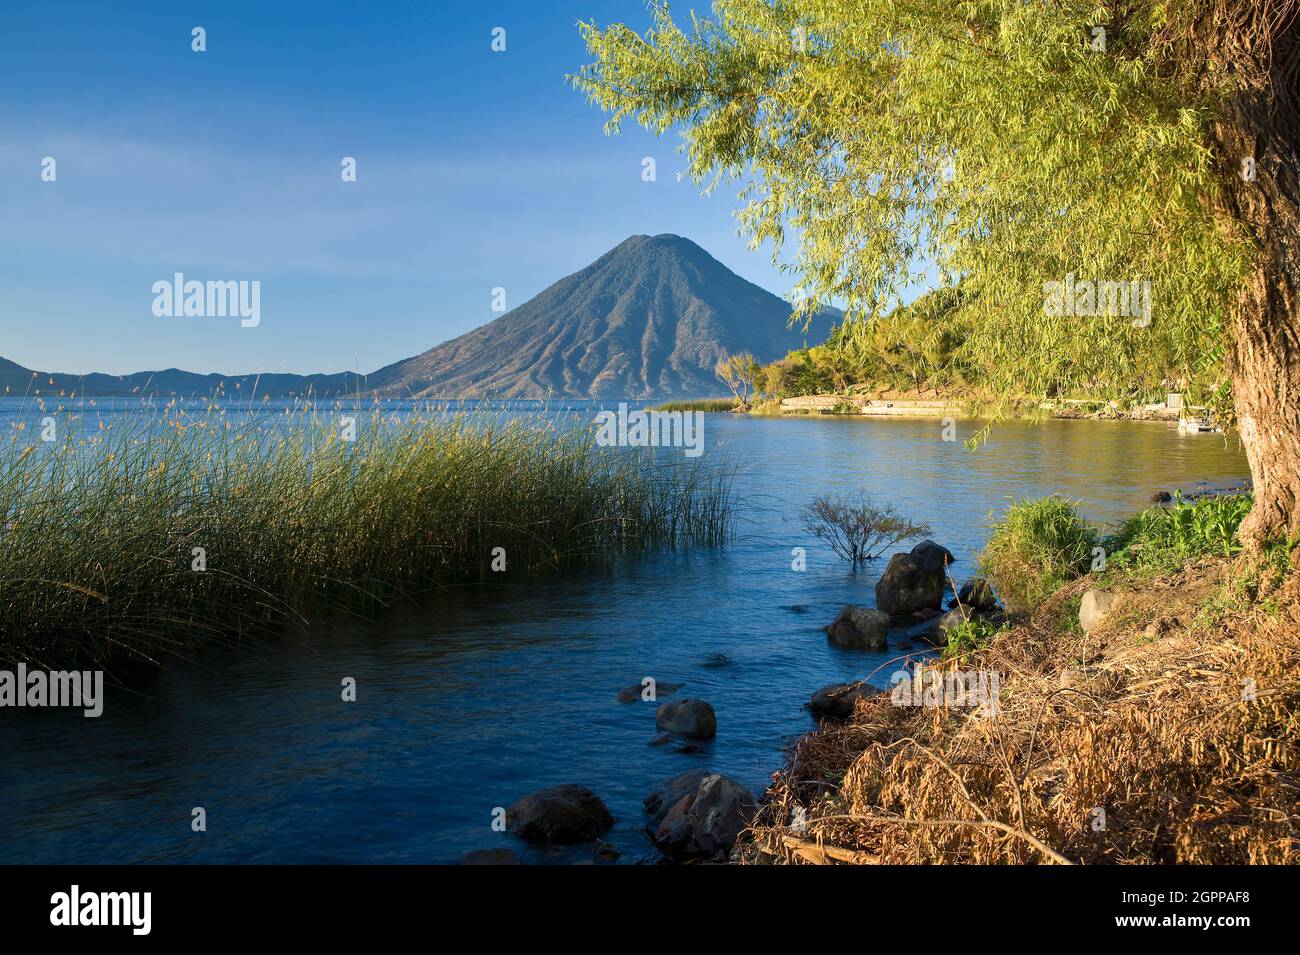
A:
[506,784,614,844]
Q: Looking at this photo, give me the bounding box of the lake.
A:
[0,400,1250,863]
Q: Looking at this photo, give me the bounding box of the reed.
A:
[0,396,734,665]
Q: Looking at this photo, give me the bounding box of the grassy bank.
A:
[745,494,1299,864]
[652,398,739,413]
[0,400,734,666]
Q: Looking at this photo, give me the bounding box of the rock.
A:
[1150,490,1173,503]
[702,653,730,668]
[875,553,945,614]
[644,768,711,826]
[648,732,675,747]
[1079,589,1118,633]
[783,605,810,613]
[920,606,1006,647]
[956,577,998,610]
[655,698,717,739]
[593,839,620,861]
[910,540,957,574]
[648,772,757,861]
[824,605,890,650]
[462,848,521,865]
[506,784,614,844]
[616,679,683,703]
[809,681,882,720]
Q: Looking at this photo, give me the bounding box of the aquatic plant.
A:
[0,396,734,665]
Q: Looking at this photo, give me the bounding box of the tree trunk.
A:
[1210,1,1300,545]
[1227,252,1300,544]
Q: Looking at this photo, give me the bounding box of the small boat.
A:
[1178,416,1221,434]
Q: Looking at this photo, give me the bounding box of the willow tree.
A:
[573,0,1300,543]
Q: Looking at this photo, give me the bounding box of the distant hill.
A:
[0,234,834,401]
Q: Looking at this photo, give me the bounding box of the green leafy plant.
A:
[942,615,1001,663]
[1106,494,1253,572]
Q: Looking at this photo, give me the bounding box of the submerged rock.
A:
[825,605,890,650]
[462,848,522,865]
[645,771,757,861]
[616,679,683,703]
[507,784,614,844]
[701,653,730,668]
[655,698,717,739]
[1080,589,1118,633]
[876,553,946,614]
[809,681,882,720]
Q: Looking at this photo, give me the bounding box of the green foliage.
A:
[942,615,1001,664]
[1105,493,1253,571]
[573,0,1250,414]
[801,490,931,564]
[981,496,1099,611]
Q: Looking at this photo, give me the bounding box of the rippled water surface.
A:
[0,400,1250,863]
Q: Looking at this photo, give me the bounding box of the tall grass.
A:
[0,397,734,665]
[980,496,1099,612]
[652,398,739,413]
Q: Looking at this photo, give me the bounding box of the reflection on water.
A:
[0,406,1249,863]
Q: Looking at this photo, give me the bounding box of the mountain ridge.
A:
[1,235,833,400]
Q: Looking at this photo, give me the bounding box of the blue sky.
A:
[0,0,799,376]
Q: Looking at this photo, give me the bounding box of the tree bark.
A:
[1209,1,1300,544]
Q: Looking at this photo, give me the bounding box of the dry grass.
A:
[744,557,1299,864]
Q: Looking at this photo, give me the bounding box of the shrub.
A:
[801,491,931,565]
[981,496,1099,611]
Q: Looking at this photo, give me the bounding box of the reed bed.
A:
[0,396,734,666]
[744,557,1300,865]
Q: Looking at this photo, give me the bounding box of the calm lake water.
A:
[0,399,1250,863]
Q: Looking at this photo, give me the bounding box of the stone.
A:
[824,605,890,650]
[462,848,521,865]
[809,681,882,720]
[655,698,717,739]
[644,768,711,826]
[1079,589,1118,633]
[616,679,683,703]
[506,784,614,844]
[910,539,957,573]
[876,553,945,614]
[956,577,998,610]
[647,772,757,861]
